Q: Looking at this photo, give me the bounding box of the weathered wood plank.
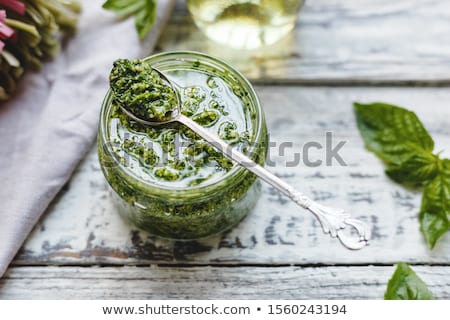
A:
[12,86,450,266]
[1,266,448,299]
[157,0,450,83]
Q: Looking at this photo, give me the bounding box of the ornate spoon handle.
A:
[178,114,371,250]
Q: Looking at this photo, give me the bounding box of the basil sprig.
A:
[385,263,435,300]
[102,0,157,39]
[354,102,449,249]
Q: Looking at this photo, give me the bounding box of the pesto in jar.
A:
[108,58,254,188]
[98,52,267,239]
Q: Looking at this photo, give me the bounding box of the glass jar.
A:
[187,0,305,50]
[98,51,268,240]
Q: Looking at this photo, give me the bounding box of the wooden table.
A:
[1,0,449,299]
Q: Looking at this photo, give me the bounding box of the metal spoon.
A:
[119,68,371,250]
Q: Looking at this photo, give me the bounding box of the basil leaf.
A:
[103,0,145,17]
[103,0,158,38]
[354,102,434,165]
[135,0,157,39]
[385,263,435,300]
[419,160,450,249]
[386,152,439,184]
[354,102,449,248]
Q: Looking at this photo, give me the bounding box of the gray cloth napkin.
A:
[0,0,174,277]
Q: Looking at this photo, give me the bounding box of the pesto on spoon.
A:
[110,59,177,122]
[109,58,371,250]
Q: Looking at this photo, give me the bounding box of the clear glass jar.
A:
[98,51,268,239]
[187,0,305,50]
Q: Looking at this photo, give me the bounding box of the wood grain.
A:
[13,86,450,266]
[156,0,450,83]
[1,266,448,299]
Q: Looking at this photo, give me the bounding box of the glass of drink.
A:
[187,0,305,50]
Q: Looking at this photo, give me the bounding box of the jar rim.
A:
[99,50,265,195]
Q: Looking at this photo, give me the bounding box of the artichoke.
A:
[0,0,82,101]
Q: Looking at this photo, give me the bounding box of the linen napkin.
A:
[0,0,175,277]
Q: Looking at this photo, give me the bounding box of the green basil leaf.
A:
[385,152,439,184]
[354,102,434,165]
[354,102,449,249]
[420,211,449,250]
[134,0,157,39]
[385,263,435,300]
[102,0,145,17]
[419,160,450,249]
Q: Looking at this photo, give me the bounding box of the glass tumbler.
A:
[187,0,305,50]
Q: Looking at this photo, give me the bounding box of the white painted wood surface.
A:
[1,266,448,299]
[157,0,450,83]
[12,87,450,266]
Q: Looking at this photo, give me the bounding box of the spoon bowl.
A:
[119,67,182,126]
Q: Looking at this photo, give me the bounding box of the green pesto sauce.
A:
[107,60,255,188]
[109,59,177,122]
